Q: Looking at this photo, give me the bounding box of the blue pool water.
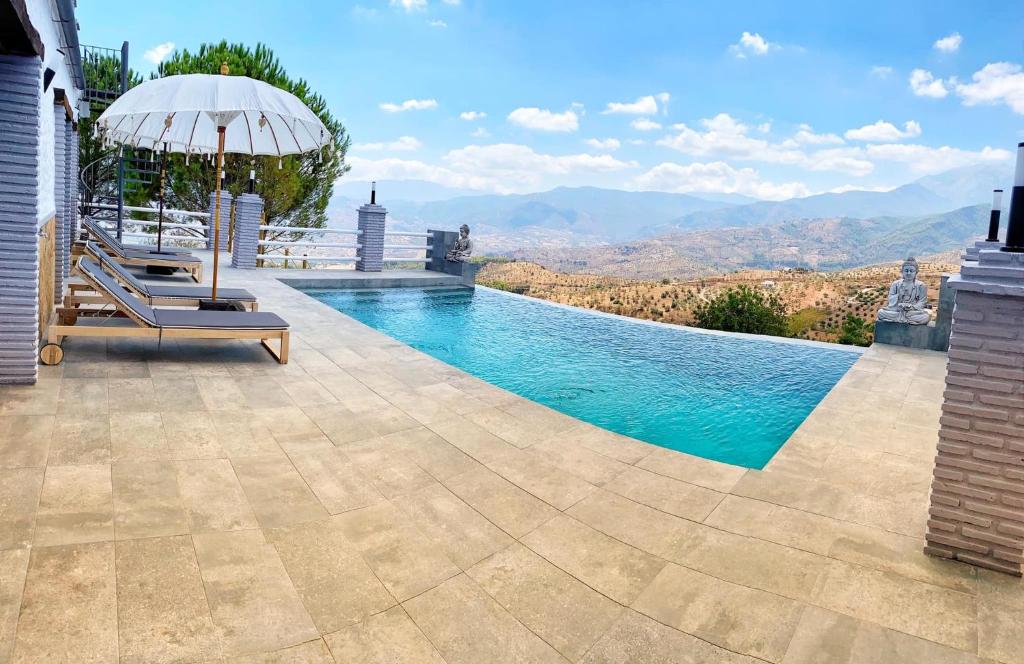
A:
[305,286,859,468]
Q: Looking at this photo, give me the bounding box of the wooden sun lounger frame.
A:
[44,262,288,365]
[63,283,259,311]
[74,227,204,283]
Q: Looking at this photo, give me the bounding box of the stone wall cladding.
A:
[64,123,77,274]
[0,55,42,384]
[52,106,67,303]
[926,289,1024,575]
[231,193,262,269]
[356,204,385,272]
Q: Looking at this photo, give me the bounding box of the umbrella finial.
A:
[220,62,229,75]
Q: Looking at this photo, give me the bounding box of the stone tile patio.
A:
[0,260,1021,663]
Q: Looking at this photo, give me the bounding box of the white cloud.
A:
[442,0,460,4]
[348,143,637,194]
[756,121,772,133]
[352,136,423,152]
[584,138,621,151]
[871,65,893,79]
[471,127,490,138]
[787,124,844,146]
[631,118,662,131]
[429,19,447,28]
[933,33,962,53]
[730,31,780,59]
[379,98,439,112]
[862,143,1011,174]
[389,0,426,11]
[143,42,175,66]
[507,107,579,132]
[602,94,665,115]
[909,69,949,98]
[844,120,922,142]
[628,139,646,146]
[953,62,1024,114]
[631,161,809,200]
[459,111,486,121]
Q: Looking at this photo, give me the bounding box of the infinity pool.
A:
[305,286,859,468]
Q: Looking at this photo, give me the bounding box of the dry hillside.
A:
[478,251,960,344]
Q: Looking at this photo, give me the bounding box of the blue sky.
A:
[79,0,1024,199]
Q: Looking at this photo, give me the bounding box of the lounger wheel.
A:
[39,343,64,366]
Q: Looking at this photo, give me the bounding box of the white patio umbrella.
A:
[95,63,334,300]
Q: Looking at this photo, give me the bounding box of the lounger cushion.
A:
[86,242,150,295]
[78,259,159,326]
[146,285,256,301]
[153,309,288,330]
[122,250,201,265]
[84,218,197,261]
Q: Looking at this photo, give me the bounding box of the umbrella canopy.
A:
[96,73,333,157]
[94,66,334,299]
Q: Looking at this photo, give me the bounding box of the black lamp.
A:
[1002,142,1024,252]
[986,189,1003,243]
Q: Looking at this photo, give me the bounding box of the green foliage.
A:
[481,280,528,295]
[836,314,873,347]
[692,286,789,337]
[155,41,350,246]
[786,307,827,336]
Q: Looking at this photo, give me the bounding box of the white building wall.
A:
[25,0,82,228]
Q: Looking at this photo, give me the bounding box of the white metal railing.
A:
[93,216,209,248]
[257,225,361,236]
[384,231,432,238]
[87,202,210,219]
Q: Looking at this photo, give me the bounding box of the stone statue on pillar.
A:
[876,257,931,324]
[445,224,474,263]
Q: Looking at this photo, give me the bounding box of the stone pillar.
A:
[925,249,1024,575]
[231,193,262,269]
[207,190,233,251]
[53,105,68,303]
[63,119,75,279]
[0,55,42,384]
[355,203,386,272]
[68,126,79,250]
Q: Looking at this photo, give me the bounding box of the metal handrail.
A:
[257,225,361,235]
[258,241,361,249]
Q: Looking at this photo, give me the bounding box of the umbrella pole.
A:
[156,143,166,253]
[211,126,226,301]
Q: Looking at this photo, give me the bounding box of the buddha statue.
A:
[877,257,931,325]
[445,224,474,263]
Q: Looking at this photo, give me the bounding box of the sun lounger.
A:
[42,258,289,365]
[67,243,258,310]
[79,217,204,283]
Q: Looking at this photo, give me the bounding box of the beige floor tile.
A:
[266,519,394,633]
[604,466,724,521]
[633,563,805,663]
[335,502,460,601]
[521,515,666,605]
[403,574,568,664]
[427,415,523,465]
[48,415,111,466]
[0,415,52,468]
[175,459,259,532]
[231,455,328,529]
[444,466,559,539]
[0,384,58,416]
[159,410,227,459]
[323,606,445,664]
[468,543,624,661]
[13,542,117,663]
[703,494,843,555]
[526,437,630,486]
[384,427,480,481]
[276,376,338,407]
[208,410,282,457]
[305,403,377,445]
[974,569,1024,664]
[35,464,113,546]
[782,605,979,664]
[115,535,220,663]
[57,377,109,414]
[150,376,207,412]
[580,609,758,664]
[236,376,296,409]
[812,559,977,651]
[0,468,44,549]
[195,376,249,411]
[342,436,438,499]
[483,449,597,511]
[193,529,319,657]
[465,407,553,449]
[251,406,323,444]
[107,378,158,412]
[109,411,169,462]
[566,489,698,560]
[559,423,655,465]
[112,461,188,540]
[395,483,513,570]
[286,448,383,515]
[227,638,334,663]
[636,448,747,493]
[0,549,29,663]
[730,469,850,519]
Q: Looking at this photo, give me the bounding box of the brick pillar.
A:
[0,55,42,384]
[355,203,386,272]
[925,250,1024,575]
[231,193,262,269]
[207,190,233,251]
[53,106,68,303]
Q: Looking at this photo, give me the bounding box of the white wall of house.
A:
[25,0,82,228]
